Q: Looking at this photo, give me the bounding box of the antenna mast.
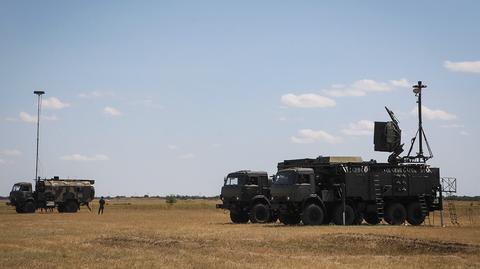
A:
[34,90,45,182]
[403,81,433,163]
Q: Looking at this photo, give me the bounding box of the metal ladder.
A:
[373,177,384,219]
[419,194,430,225]
[447,200,460,225]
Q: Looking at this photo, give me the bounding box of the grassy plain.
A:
[0,198,479,269]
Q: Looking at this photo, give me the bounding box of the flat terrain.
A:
[1,199,479,269]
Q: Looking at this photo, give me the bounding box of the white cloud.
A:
[167,145,178,150]
[42,97,70,110]
[179,153,195,159]
[389,78,410,87]
[78,91,114,98]
[60,154,110,161]
[440,124,464,129]
[341,120,374,136]
[444,60,480,74]
[411,106,457,121]
[291,129,342,144]
[1,149,22,156]
[324,78,410,97]
[19,112,37,123]
[281,93,336,108]
[460,131,470,136]
[104,106,122,116]
[19,112,58,123]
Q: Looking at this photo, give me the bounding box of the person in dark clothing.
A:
[98,196,105,215]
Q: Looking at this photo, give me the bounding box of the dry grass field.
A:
[1,198,479,269]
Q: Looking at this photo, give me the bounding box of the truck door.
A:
[243,176,260,200]
[293,173,314,201]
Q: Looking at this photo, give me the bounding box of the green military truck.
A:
[271,156,441,225]
[216,170,276,223]
[8,176,95,213]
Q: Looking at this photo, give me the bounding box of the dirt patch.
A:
[317,233,480,255]
[91,234,218,250]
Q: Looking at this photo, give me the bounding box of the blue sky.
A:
[1,1,479,196]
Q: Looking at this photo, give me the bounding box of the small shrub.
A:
[165,195,177,206]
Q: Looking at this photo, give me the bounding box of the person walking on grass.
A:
[98,196,105,215]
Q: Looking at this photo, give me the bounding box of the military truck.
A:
[216,170,276,223]
[271,156,442,225]
[8,176,95,213]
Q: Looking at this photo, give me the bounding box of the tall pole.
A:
[34,90,45,182]
[413,81,427,158]
[418,84,423,157]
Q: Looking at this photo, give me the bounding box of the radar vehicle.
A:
[270,81,443,225]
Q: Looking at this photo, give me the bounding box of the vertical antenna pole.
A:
[34,90,45,182]
[418,82,423,157]
[413,81,427,160]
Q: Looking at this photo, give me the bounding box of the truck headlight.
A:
[287,196,290,201]
[236,197,239,200]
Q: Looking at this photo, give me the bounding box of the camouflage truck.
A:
[8,176,95,213]
[216,170,277,223]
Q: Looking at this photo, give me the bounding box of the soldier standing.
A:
[98,196,105,215]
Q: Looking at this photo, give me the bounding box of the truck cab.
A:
[8,182,36,213]
[270,168,325,225]
[216,170,276,223]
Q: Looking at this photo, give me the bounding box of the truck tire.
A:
[364,212,381,225]
[230,211,249,223]
[385,203,406,225]
[301,204,324,225]
[249,203,271,223]
[279,213,301,225]
[332,204,355,225]
[15,206,24,213]
[22,201,36,213]
[64,200,78,213]
[406,202,425,226]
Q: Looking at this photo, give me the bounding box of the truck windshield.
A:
[274,172,297,185]
[12,185,21,191]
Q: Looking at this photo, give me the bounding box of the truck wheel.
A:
[406,202,425,226]
[15,206,24,213]
[64,200,78,213]
[230,211,249,223]
[332,204,355,225]
[279,213,301,225]
[22,201,36,213]
[250,203,271,223]
[364,212,381,225]
[302,204,324,225]
[385,203,406,225]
